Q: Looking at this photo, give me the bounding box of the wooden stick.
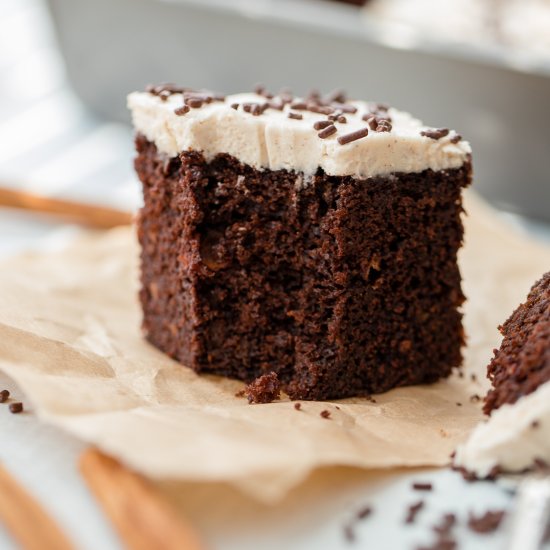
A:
[80,449,205,550]
[0,187,133,229]
[0,464,74,550]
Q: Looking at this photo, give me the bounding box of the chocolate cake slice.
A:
[128,85,472,400]
[484,271,550,414]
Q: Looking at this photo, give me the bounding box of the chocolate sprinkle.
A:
[375,120,392,133]
[290,101,307,110]
[174,105,190,116]
[356,506,372,520]
[186,97,203,109]
[288,112,303,120]
[308,103,334,115]
[9,402,23,414]
[313,120,333,130]
[421,128,450,140]
[413,482,433,492]
[317,125,337,139]
[433,513,456,535]
[231,103,239,110]
[294,402,302,410]
[450,134,462,144]
[337,115,347,123]
[0,389,9,403]
[337,127,369,145]
[320,409,331,419]
[405,500,424,524]
[343,523,355,543]
[363,115,378,130]
[531,419,540,428]
[467,510,505,534]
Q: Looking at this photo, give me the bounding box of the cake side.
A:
[135,134,471,400]
[483,271,550,414]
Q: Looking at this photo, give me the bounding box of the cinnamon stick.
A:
[0,464,74,550]
[80,449,205,550]
[0,187,133,229]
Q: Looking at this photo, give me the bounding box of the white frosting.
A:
[454,382,550,477]
[127,91,470,179]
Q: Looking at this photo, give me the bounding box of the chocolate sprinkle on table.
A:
[405,500,424,524]
[288,112,303,120]
[433,513,456,535]
[9,402,23,414]
[0,389,9,403]
[174,105,190,116]
[294,402,302,410]
[337,127,369,145]
[356,506,372,520]
[413,482,433,492]
[317,125,337,139]
[421,128,450,140]
[343,523,355,543]
[467,510,505,533]
[313,120,333,130]
[320,409,331,419]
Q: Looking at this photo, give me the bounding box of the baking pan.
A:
[46,0,550,221]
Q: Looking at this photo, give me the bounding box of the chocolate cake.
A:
[483,271,550,414]
[128,85,472,400]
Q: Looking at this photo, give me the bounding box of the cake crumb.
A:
[9,402,23,414]
[467,510,505,533]
[242,372,281,404]
[320,410,331,419]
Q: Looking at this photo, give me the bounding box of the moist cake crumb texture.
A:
[132,85,472,401]
[241,371,281,404]
[484,271,550,414]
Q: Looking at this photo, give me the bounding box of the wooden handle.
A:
[0,187,133,229]
[0,464,74,550]
[80,449,206,550]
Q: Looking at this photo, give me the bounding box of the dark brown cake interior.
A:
[136,135,471,400]
[483,271,550,414]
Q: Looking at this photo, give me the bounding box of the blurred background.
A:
[1,0,549,250]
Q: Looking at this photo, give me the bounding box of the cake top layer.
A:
[128,85,471,179]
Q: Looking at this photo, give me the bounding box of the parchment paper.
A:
[0,192,548,502]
